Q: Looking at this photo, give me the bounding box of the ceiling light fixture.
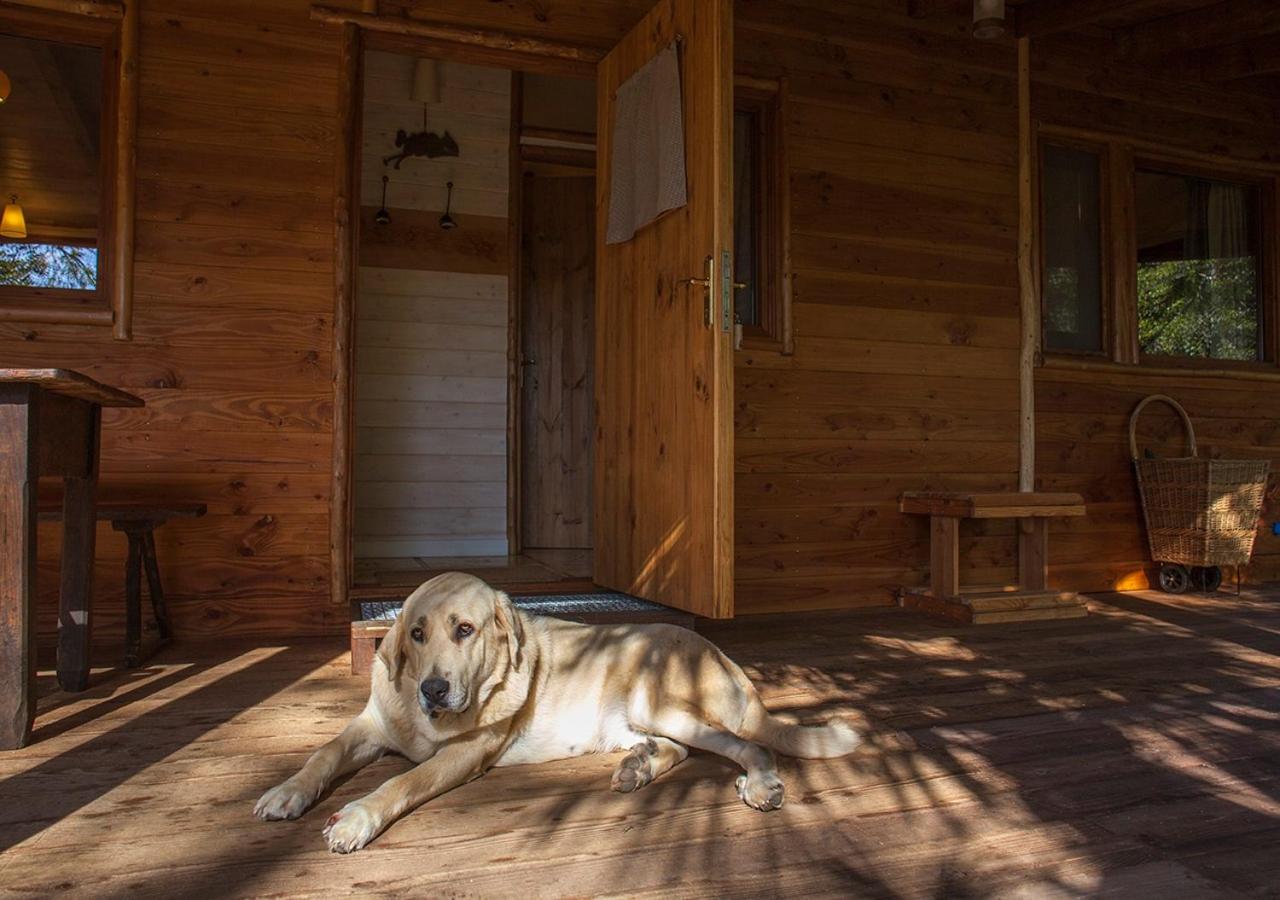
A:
[439,181,457,231]
[375,174,391,225]
[973,0,1007,40]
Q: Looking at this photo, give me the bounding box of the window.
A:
[1041,144,1104,354]
[733,80,791,353]
[1135,169,1262,362]
[0,35,102,293]
[1038,133,1274,368]
[0,8,136,333]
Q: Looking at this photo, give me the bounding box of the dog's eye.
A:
[455,622,474,639]
[410,626,424,643]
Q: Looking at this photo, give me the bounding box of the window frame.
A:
[1131,155,1275,370]
[0,4,135,335]
[733,76,792,355]
[1036,124,1280,372]
[1035,135,1113,360]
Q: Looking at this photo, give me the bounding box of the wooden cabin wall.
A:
[731,1,1023,612]
[1,0,343,652]
[10,0,1272,645]
[1031,31,1280,592]
[353,54,511,559]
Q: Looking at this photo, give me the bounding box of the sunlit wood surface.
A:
[3,591,1279,898]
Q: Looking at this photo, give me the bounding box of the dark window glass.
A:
[1135,169,1261,361]
[1042,144,1103,353]
[732,108,759,327]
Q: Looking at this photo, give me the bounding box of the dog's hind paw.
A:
[254,781,313,821]
[611,742,657,793]
[323,800,382,853]
[735,772,785,811]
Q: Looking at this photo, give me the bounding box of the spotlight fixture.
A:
[439,181,457,231]
[375,174,391,226]
[972,0,1006,40]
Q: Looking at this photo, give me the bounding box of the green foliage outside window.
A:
[1137,257,1258,361]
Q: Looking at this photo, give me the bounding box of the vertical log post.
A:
[330,22,362,608]
[1017,36,1037,494]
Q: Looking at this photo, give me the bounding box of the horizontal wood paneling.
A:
[353,56,512,564]
[1032,28,1280,593]
[732,0,1022,613]
[1,0,340,652]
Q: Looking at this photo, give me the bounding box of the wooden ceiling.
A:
[910,0,1280,93]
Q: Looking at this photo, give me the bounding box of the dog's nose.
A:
[420,677,449,704]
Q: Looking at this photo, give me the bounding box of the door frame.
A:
[327,15,610,607]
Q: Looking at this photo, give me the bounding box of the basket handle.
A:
[1128,394,1196,461]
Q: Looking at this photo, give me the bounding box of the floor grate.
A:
[358,592,673,622]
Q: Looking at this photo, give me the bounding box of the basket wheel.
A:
[1192,566,1223,593]
[1157,564,1190,594]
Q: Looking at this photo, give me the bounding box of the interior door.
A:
[594,0,734,617]
[521,172,596,550]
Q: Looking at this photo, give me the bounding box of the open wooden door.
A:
[594,0,734,618]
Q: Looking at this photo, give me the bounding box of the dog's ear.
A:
[376,618,408,684]
[493,590,524,672]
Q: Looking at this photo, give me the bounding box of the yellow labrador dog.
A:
[255,572,861,853]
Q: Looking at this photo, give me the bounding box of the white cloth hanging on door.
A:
[605,42,687,245]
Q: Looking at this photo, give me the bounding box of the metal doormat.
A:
[358,592,668,623]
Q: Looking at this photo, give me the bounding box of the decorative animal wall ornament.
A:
[383,129,459,169]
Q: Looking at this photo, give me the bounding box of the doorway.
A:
[350,51,598,596]
[333,0,738,618]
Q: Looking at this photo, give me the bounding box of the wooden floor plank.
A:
[0,590,1278,897]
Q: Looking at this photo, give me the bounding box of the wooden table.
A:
[0,368,143,749]
[898,491,1089,624]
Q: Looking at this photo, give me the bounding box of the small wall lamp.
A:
[0,69,10,104]
[1,195,27,239]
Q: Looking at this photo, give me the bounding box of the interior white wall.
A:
[353,53,511,559]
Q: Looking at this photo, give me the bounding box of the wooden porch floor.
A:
[3,591,1279,898]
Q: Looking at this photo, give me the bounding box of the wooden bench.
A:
[40,503,206,666]
[898,492,1088,624]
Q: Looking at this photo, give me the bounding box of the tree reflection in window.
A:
[0,243,98,290]
[1136,170,1261,361]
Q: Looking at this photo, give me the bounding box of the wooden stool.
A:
[899,492,1088,624]
[40,503,206,667]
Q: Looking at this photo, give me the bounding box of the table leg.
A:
[58,473,98,692]
[0,392,38,749]
[123,530,143,668]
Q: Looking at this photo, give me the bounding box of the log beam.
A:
[1116,0,1280,59]
[1198,34,1280,81]
[1014,0,1172,39]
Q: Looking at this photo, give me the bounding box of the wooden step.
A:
[970,605,1090,625]
[961,590,1083,613]
[900,587,1088,625]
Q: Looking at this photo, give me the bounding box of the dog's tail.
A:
[740,702,862,759]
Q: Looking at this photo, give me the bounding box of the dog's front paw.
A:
[735,772,785,811]
[323,800,382,853]
[254,780,314,821]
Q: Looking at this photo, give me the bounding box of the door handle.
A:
[681,255,715,327]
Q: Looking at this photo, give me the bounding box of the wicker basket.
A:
[1130,394,1270,568]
